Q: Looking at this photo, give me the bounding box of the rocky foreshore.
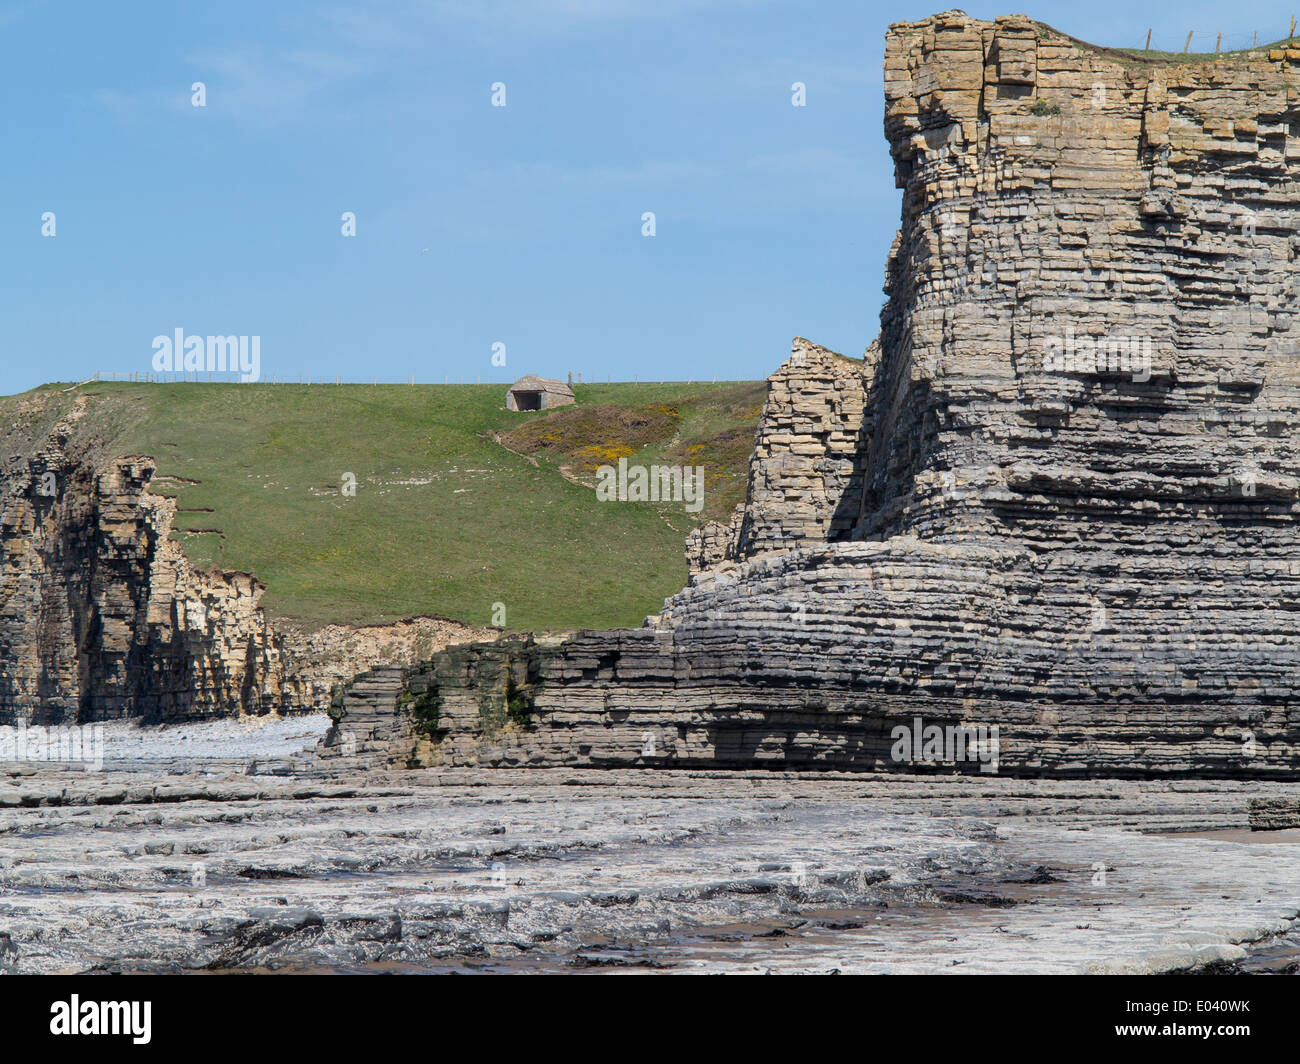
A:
[2,740,1299,974]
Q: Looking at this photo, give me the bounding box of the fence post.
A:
[1145,28,1152,50]
[1184,30,1194,53]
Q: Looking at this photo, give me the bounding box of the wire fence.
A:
[86,371,745,386]
[1130,21,1298,54]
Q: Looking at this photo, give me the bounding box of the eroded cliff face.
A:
[1,405,284,723]
[332,14,1300,777]
[868,11,1300,544]
[0,393,490,723]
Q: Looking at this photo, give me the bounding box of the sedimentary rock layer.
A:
[0,393,266,723]
[333,13,1300,777]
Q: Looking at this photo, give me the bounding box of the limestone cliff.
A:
[0,392,491,723]
[330,13,1300,777]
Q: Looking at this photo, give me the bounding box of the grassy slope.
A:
[1034,18,1299,65]
[1111,39,1297,63]
[499,381,764,523]
[8,380,763,633]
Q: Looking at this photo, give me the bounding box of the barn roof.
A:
[507,375,574,396]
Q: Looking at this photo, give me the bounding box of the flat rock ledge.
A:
[1,768,1297,975]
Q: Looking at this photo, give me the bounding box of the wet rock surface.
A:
[2,758,1298,974]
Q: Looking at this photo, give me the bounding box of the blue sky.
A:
[0,0,1290,393]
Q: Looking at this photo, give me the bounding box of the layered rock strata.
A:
[1249,797,1300,830]
[330,13,1300,777]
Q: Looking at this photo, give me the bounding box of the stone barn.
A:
[505,375,575,411]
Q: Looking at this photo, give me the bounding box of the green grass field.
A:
[8,379,764,633]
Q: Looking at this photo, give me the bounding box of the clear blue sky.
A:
[0,1,1288,393]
